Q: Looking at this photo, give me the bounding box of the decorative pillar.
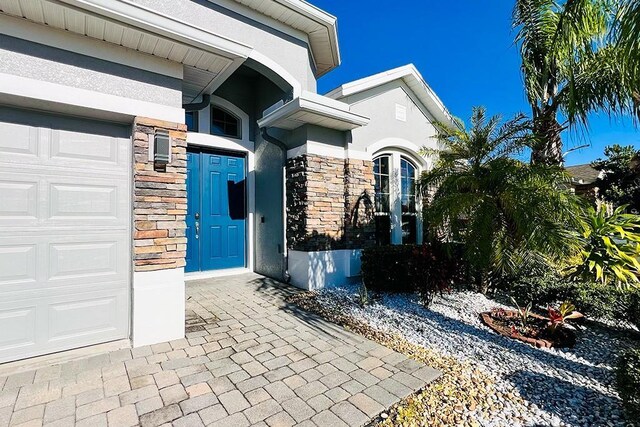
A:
[131,117,187,346]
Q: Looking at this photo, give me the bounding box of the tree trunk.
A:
[531,108,564,166]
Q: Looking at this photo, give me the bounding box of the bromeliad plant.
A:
[569,205,640,288]
[546,301,584,334]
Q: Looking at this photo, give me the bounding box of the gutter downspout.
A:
[260,127,291,283]
[183,94,211,111]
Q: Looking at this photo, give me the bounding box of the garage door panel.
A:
[0,244,37,287]
[0,172,129,228]
[0,306,37,353]
[0,121,38,156]
[50,182,119,220]
[51,129,120,165]
[48,294,122,342]
[0,233,127,293]
[0,114,129,174]
[0,111,131,363]
[0,179,38,220]
[46,175,128,226]
[49,240,121,282]
[0,288,128,363]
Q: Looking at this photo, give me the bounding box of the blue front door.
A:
[186,149,246,272]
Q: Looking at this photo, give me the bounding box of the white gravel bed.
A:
[314,286,636,427]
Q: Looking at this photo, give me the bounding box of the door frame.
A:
[185,133,255,275]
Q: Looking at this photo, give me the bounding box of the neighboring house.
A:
[566,164,602,200]
[565,163,615,213]
[0,0,449,364]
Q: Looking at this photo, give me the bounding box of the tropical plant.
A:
[569,205,640,287]
[421,107,584,291]
[510,296,533,327]
[613,0,640,117]
[513,0,637,165]
[546,301,584,333]
[592,144,640,212]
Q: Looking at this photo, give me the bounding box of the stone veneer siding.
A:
[286,154,375,251]
[344,158,376,248]
[133,117,188,272]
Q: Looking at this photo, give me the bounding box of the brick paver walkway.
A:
[0,274,439,427]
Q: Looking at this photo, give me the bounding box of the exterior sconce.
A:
[154,130,171,165]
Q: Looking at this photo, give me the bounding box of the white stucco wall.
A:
[130,0,317,92]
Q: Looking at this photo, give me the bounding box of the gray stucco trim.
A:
[0,35,182,107]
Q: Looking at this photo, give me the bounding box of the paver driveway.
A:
[0,274,439,427]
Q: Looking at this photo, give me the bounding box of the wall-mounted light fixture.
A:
[153,130,171,165]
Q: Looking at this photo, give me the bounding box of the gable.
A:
[345,81,439,154]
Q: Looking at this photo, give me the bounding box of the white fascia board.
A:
[326,64,454,125]
[257,91,369,130]
[265,0,341,73]
[58,0,253,59]
[284,0,341,74]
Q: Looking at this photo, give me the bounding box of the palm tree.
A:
[614,0,640,116]
[422,107,584,291]
[513,0,637,165]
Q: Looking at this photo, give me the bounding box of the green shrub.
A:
[361,245,415,294]
[361,243,466,306]
[617,347,640,421]
[509,273,640,326]
[628,292,640,329]
[507,271,566,306]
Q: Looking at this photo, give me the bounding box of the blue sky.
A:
[312,1,640,166]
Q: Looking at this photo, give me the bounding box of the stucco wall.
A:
[130,0,317,92]
[342,81,439,154]
[0,35,182,108]
[284,125,347,150]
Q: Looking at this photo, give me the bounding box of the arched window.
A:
[211,106,241,139]
[400,157,417,244]
[373,155,391,245]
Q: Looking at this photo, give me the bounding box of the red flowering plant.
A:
[546,301,584,334]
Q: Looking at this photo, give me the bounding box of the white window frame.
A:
[372,149,425,245]
[373,154,392,245]
[400,156,419,244]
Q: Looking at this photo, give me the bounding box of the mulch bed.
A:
[480,309,576,348]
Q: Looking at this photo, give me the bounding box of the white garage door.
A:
[0,108,131,363]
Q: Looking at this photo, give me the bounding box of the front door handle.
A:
[195,220,200,239]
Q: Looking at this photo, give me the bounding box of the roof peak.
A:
[325,64,452,125]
